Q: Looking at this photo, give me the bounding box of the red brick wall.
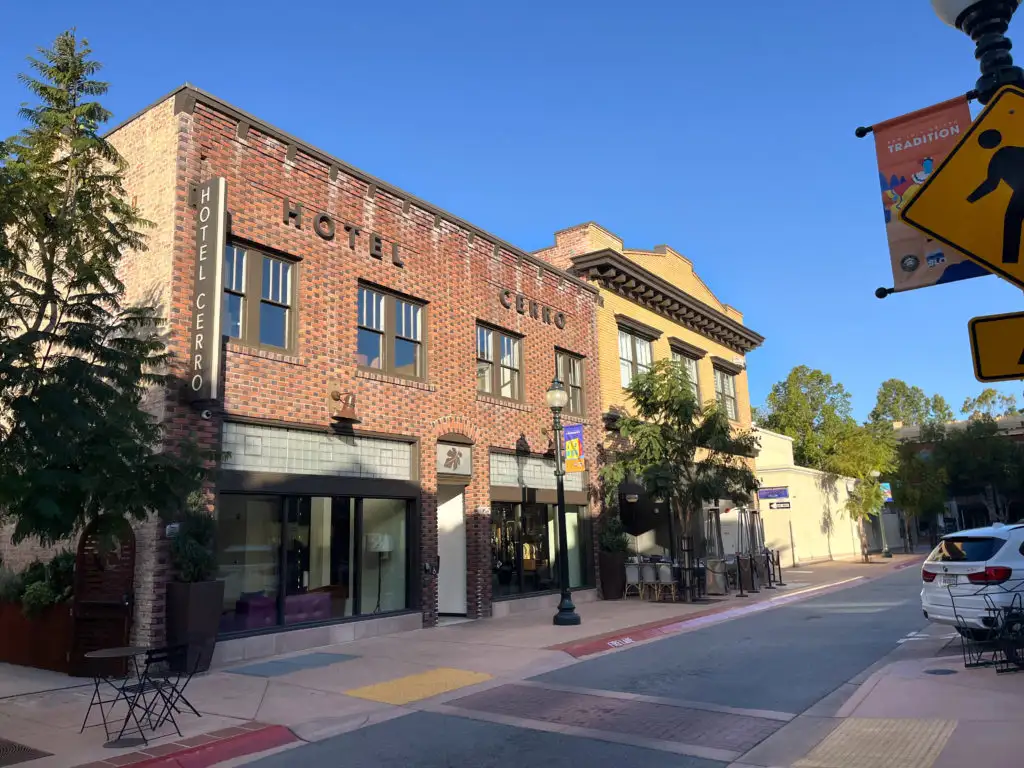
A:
[147,93,604,627]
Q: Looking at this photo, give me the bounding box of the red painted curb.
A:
[133,726,298,768]
[547,602,736,655]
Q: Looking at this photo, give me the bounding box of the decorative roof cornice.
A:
[571,249,765,354]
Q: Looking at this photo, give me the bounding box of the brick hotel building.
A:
[24,85,605,662]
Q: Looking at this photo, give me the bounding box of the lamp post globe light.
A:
[931,0,1024,103]
[869,470,893,559]
[546,377,581,626]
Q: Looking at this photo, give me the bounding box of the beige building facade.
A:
[753,428,901,565]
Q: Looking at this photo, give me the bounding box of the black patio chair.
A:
[125,644,202,738]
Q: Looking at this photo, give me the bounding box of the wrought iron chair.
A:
[122,644,202,738]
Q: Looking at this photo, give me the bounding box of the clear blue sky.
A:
[3,1,1022,421]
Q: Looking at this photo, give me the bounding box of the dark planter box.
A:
[0,601,73,673]
[598,551,627,600]
[166,580,225,673]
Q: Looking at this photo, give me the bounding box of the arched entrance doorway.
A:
[69,518,136,676]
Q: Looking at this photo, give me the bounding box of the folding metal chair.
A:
[131,644,202,738]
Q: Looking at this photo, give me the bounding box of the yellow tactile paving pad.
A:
[795,718,957,768]
[345,667,492,705]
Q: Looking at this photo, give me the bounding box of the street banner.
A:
[757,487,789,500]
[880,482,893,503]
[563,424,585,473]
[871,96,986,292]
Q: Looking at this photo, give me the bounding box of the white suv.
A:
[921,523,1024,640]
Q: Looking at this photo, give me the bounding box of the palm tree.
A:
[601,358,759,559]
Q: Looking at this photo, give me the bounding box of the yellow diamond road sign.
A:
[969,312,1024,382]
[901,85,1024,289]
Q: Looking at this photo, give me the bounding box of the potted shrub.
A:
[598,515,631,600]
[165,492,224,673]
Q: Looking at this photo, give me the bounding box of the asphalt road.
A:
[251,567,928,768]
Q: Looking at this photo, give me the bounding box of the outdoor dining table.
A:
[80,645,151,746]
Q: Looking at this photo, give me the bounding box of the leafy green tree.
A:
[822,423,896,562]
[929,394,954,424]
[868,379,952,428]
[934,417,1023,522]
[892,446,948,552]
[757,366,855,471]
[0,31,205,546]
[961,389,1019,420]
[602,359,759,558]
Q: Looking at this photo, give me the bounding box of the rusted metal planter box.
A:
[0,601,73,674]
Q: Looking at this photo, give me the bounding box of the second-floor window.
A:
[477,324,522,400]
[672,351,700,401]
[223,245,295,351]
[357,285,425,378]
[618,329,653,388]
[556,351,585,415]
[714,367,739,420]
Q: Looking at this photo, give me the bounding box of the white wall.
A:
[754,428,862,566]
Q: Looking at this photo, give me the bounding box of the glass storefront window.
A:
[491,502,593,597]
[217,495,282,634]
[361,499,408,614]
[216,494,410,635]
[491,502,520,597]
[283,497,355,625]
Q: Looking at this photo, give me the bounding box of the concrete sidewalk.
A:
[0,555,920,768]
[742,633,1024,768]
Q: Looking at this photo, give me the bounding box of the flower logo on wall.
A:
[444,447,462,471]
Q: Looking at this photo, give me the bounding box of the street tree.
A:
[601,358,759,558]
[0,31,205,546]
[892,446,948,552]
[961,389,1019,420]
[828,424,897,560]
[934,418,1023,523]
[757,365,855,471]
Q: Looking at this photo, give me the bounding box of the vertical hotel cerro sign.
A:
[188,178,227,402]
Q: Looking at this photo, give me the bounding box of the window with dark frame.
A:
[476,324,522,400]
[556,351,585,415]
[714,367,739,420]
[357,285,425,378]
[618,328,653,388]
[222,244,295,351]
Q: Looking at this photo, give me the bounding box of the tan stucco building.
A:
[535,222,765,555]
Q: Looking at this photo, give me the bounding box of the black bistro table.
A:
[80,646,151,746]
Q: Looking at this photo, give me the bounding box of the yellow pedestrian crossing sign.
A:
[901,85,1024,290]
[968,312,1024,382]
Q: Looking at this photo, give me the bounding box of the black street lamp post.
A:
[547,377,581,626]
[932,0,1024,103]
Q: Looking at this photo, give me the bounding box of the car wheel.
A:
[957,627,994,642]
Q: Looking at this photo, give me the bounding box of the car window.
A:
[928,537,1005,562]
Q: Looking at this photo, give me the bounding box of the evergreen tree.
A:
[0,31,204,546]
